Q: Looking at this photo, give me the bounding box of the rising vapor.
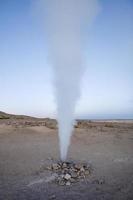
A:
[38,0,99,160]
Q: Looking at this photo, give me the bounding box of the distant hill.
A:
[0,111,57,129]
[0,111,133,130]
[0,111,36,120]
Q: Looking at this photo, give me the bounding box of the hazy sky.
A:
[0,0,133,119]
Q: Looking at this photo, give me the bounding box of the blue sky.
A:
[0,0,133,119]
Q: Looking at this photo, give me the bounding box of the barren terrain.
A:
[0,113,133,200]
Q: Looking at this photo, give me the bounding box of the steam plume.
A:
[40,0,99,160]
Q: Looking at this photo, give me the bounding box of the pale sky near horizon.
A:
[0,0,133,119]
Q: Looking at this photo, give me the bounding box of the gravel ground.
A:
[0,121,133,200]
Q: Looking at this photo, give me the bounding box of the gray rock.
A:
[66,181,71,186]
[49,194,56,199]
[70,171,78,178]
[74,163,84,170]
[80,167,85,172]
[64,173,71,180]
[52,163,60,170]
[84,170,90,175]
[58,179,66,186]
[70,178,76,183]
[62,163,67,168]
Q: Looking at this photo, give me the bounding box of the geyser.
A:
[40,0,99,160]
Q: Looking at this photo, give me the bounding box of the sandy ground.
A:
[0,122,133,200]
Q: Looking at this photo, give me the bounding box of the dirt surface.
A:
[0,120,133,200]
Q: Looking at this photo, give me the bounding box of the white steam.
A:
[39,0,99,160]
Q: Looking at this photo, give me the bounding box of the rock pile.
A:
[45,161,91,186]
